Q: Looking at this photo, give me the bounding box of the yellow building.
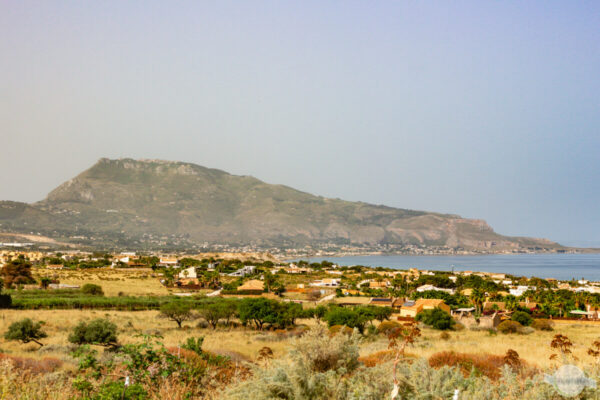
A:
[399,299,450,318]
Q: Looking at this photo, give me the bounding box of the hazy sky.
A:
[1,2,599,245]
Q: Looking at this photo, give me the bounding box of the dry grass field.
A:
[36,268,169,297]
[0,309,300,363]
[3,307,600,371]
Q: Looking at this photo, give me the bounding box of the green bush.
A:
[93,381,147,400]
[497,320,523,334]
[415,308,455,330]
[182,336,205,355]
[69,318,118,347]
[81,284,104,296]
[531,319,554,331]
[4,318,47,346]
[511,311,532,326]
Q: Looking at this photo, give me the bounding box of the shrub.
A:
[497,320,522,334]
[429,351,505,380]
[376,320,401,335]
[358,349,396,367]
[69,318,118,347]
[518,326,535,335]
[511,311,532,326]
[415,308,455,330]
[0,353,62,374]
[531,319,554,331]
[226,325,394,399]
[4,318,47,347]
[92,381,147,400]
[81,284,104,296]
[181,337,205,355]
[453,322,465,331]
[440,331,450,340]
[329,325,354,336]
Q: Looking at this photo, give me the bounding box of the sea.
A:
[290,253,600,281]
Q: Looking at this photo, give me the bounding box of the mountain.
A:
[0,158,566,252]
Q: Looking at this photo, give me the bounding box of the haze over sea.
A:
[295,254,600,281]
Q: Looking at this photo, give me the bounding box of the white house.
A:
[178,266,198,279]
[509,286,531,297]
[159,257,179,268]
[416,284,454,294]
[228,265,256,277]
[310,278,341,288]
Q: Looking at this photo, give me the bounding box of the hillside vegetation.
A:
[0,158,563,251]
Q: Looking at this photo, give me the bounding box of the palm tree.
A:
[470,288,486,314]
[505,296,519,312]
[552,299,566,318]
[574,292,588,310]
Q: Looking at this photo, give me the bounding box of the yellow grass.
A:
[360,322,600,369]
[4,305,600,373]
[0,309,301,363]
[36,268,169,297]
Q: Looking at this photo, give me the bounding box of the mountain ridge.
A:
[0,158,567,252]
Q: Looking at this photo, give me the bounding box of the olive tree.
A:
[4,318,47,347]
[160,301,195,328]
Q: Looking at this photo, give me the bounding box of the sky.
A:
[1,1,599,245]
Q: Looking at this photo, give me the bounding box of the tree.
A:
[274,302,303,328]
[238,298,278,330]
[273,282,286,296]
[68,318,118,347]
[372,306,393,322]
[313,305,328,323]
[0,277,10,308]
[160,301,195,328]
[263,270,277,293]
[199,301,237,329]
[40,277,52,289]
[0,256,35,288]
[415,308,455,330]
[324,307,370,333]
[505,295,519,312]
[470,288,486,314]
[4,318,47,347]
[81,284,104,296]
